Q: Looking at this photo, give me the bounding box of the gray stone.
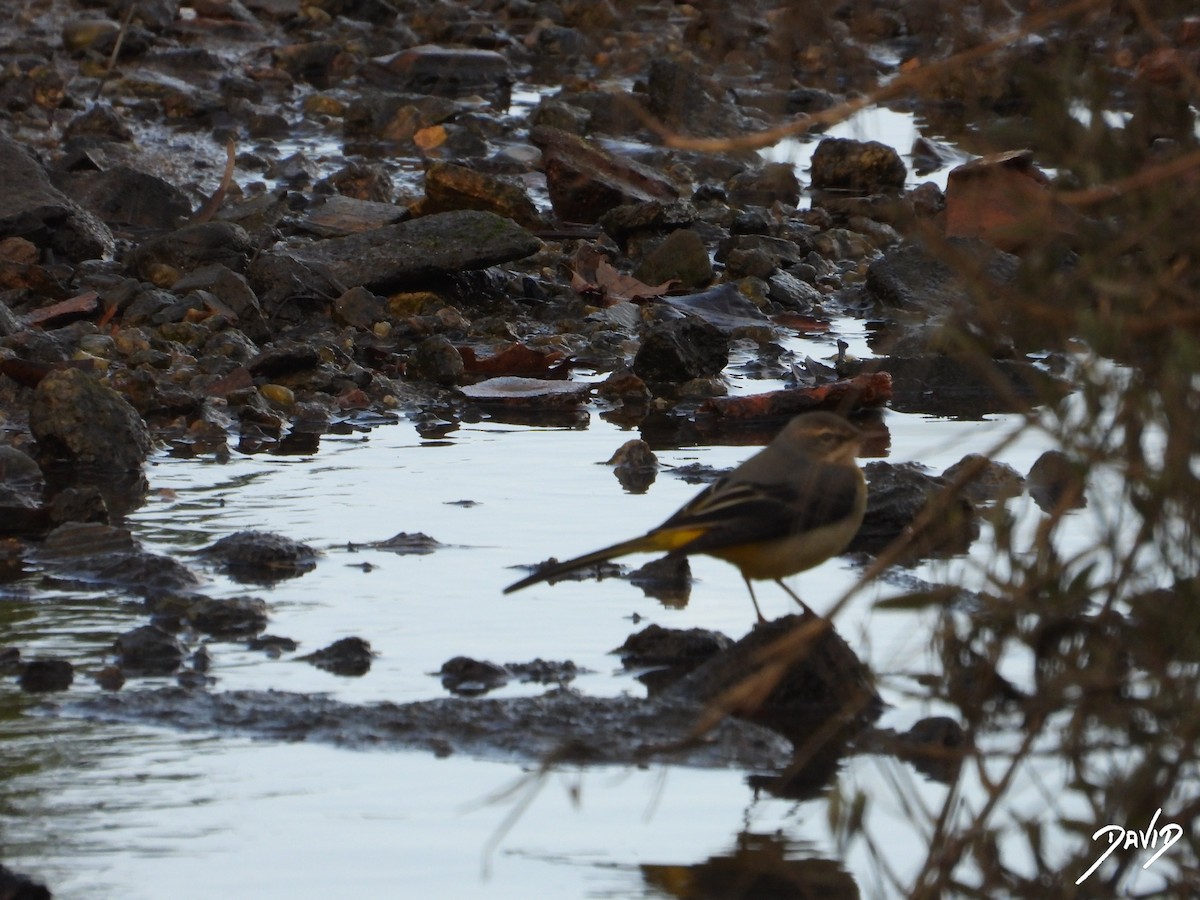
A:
[30,368,152,471]
[290,210,541,291]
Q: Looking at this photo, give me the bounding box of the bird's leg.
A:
[775,579,817,617]
[742,576,767,624]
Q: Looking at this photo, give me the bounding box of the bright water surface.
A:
[2,105,1161,898]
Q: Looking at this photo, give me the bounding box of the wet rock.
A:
[114,624,186,675]
[1028,450,1087,512]
[366,45,512,105]
[201,530,318,581]
[65,686,796,768]
[698,372,891,423]
[185,596,269,639]
[727,163,802,208]
[531,126,679,223]
[316,161,394,203]
[849,461,979,559]
[298,636,373,676]
[408,334,465,386]
[633,228,713,289]
[0,131,114,261]
[944,150,1085,253]
[0,864,51,900]
[633,318,729,384]
[628,555,692,604]
[438,656,510,695]
[0,446,43,487]
[598,199,698,249]
[661,283,774,334]
[247,635,298,657]
[29,368,152,471]
[459,376,591,410]
[874,355,1067,417]
[941,454,1025,505]
[39,522,134,557]
[332,286,385,329]
[810,137,907,193]
[19,658,74,692]
[423,161,542,230]
[296,194,408,238]
[246,343,321,379]
[615,624,732,668]
[63,102,136,144]
[171,263,262,323]
[645,57,756,138]
[716,234,806,272]
[368,531,443,555]
[866,237,1019,313]
[667,614,881,744]
[94,665,125,691]
[607,439,658,494]
[289,210,541,291]
[54,166,191,230]
[126,221,255,286]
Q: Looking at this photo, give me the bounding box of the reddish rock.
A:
[531,126,679,224]
[943,150,1083,253]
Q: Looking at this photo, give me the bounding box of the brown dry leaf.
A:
[414,125,447,151]
[458,343,567,376]
[594,258,675,304]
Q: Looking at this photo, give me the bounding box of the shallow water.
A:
[1,98,1171,896]
[2,316,1146,898]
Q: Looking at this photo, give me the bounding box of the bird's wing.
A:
[654,464,861,554]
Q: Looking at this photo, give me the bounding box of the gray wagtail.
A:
[504,411,867,621]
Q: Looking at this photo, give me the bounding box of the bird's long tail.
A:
[503,527,705,593]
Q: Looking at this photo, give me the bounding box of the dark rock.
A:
[54,166,191,229]
[0,864,51,900]
[666,614,881,745]
[39,522,134,557]
[365,45,512,105]
[941,454,1026,505]
[201,530,318,581]
[316,161,394,203]
[0,131,114,261]
[716,233,806,270]
[62,102,135,142]
[867,238,1020,311]
[1028,450,1087,512]
[661,283,773,334]
[810,137,907,193]
[246,343,321,379]
[247,635,298,656]
[0,446,43,487]
[19,657,74,692]
[64,686,795,768]
[126,221,255,285]
[645,57,755,138]
[438,655,509,695]
[873,355,1068,418]
[94,665,125,690]
[628,555,692,605]
[849,461,979,560]
[29,368,152,471]
[530,126,679,223]
[633,228,712,289]
[185,595,269,638]
[46,484,109,525]
[423,161,542,230]
[171,264,262,323]
[367,532,444,555]
[598,199,698,247]
[727,163,802,208]
[114,624,185,675]
[407,335,463,386]
[633,317,729,384]
[290,210,541,291]
[332,286,384,329]
[607,438,658,493]
[767,270,824,311]
[298,636,373,677]
[296,195,408,238]
[615,624,732,668]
